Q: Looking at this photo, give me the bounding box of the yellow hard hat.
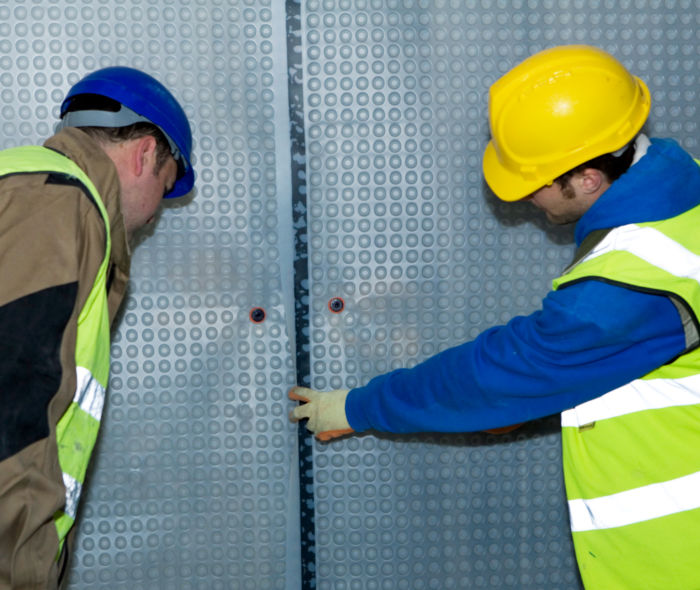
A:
[483,45,651,202]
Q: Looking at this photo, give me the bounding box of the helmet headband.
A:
[56,103,183,165]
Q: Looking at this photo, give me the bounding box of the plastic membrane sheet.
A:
[300,1,698,589]
[0,0,697,588]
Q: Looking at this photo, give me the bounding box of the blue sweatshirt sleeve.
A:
[345,280,687,433]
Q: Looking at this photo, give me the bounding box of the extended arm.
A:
[291,278,687,439]
[345,279,686,433]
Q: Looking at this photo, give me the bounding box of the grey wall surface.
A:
[1,0,698,588]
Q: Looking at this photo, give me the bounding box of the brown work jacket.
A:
[0,128,130,589]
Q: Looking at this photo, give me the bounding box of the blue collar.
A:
[575,138,700,246]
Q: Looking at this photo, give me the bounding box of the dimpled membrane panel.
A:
[303,0,699,589]
[2,0,699,587]
[1,1,298,589]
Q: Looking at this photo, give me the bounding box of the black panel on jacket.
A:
[0,282,78,462]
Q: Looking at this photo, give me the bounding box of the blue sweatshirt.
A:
[346,138,700,433]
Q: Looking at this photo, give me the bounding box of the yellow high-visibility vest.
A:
[0,146,112,554]
[553,204,700,589]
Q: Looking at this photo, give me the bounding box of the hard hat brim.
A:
[482,140,542,202]
[167,165,195,199]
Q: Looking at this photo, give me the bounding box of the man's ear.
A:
[576,168,607,195]
[132,135,158,178]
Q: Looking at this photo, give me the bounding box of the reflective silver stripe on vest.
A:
[578,223,700,283]
[569,469,700,532]
[75,365,106,421]
[562,373,700,427]
[57,367,105,523]
[61,472,82,520]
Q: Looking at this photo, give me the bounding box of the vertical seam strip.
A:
[285,1,316,588]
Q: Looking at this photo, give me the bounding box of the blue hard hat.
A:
[58,66,194,198]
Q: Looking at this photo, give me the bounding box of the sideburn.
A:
[556,179,577,200]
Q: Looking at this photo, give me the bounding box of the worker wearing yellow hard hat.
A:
[483,44,651,202]
[290,45,700,589]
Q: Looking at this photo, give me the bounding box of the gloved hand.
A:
[289,387,355,441]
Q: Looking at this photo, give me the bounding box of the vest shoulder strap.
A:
[0,145,109,227]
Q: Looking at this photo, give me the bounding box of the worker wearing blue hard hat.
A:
[0,66,194,589]
[57,66,195,199]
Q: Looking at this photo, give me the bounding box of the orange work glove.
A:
[289,386,355,442]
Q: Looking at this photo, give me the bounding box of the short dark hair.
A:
[555,139,637,189]
[62,94,172,174]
